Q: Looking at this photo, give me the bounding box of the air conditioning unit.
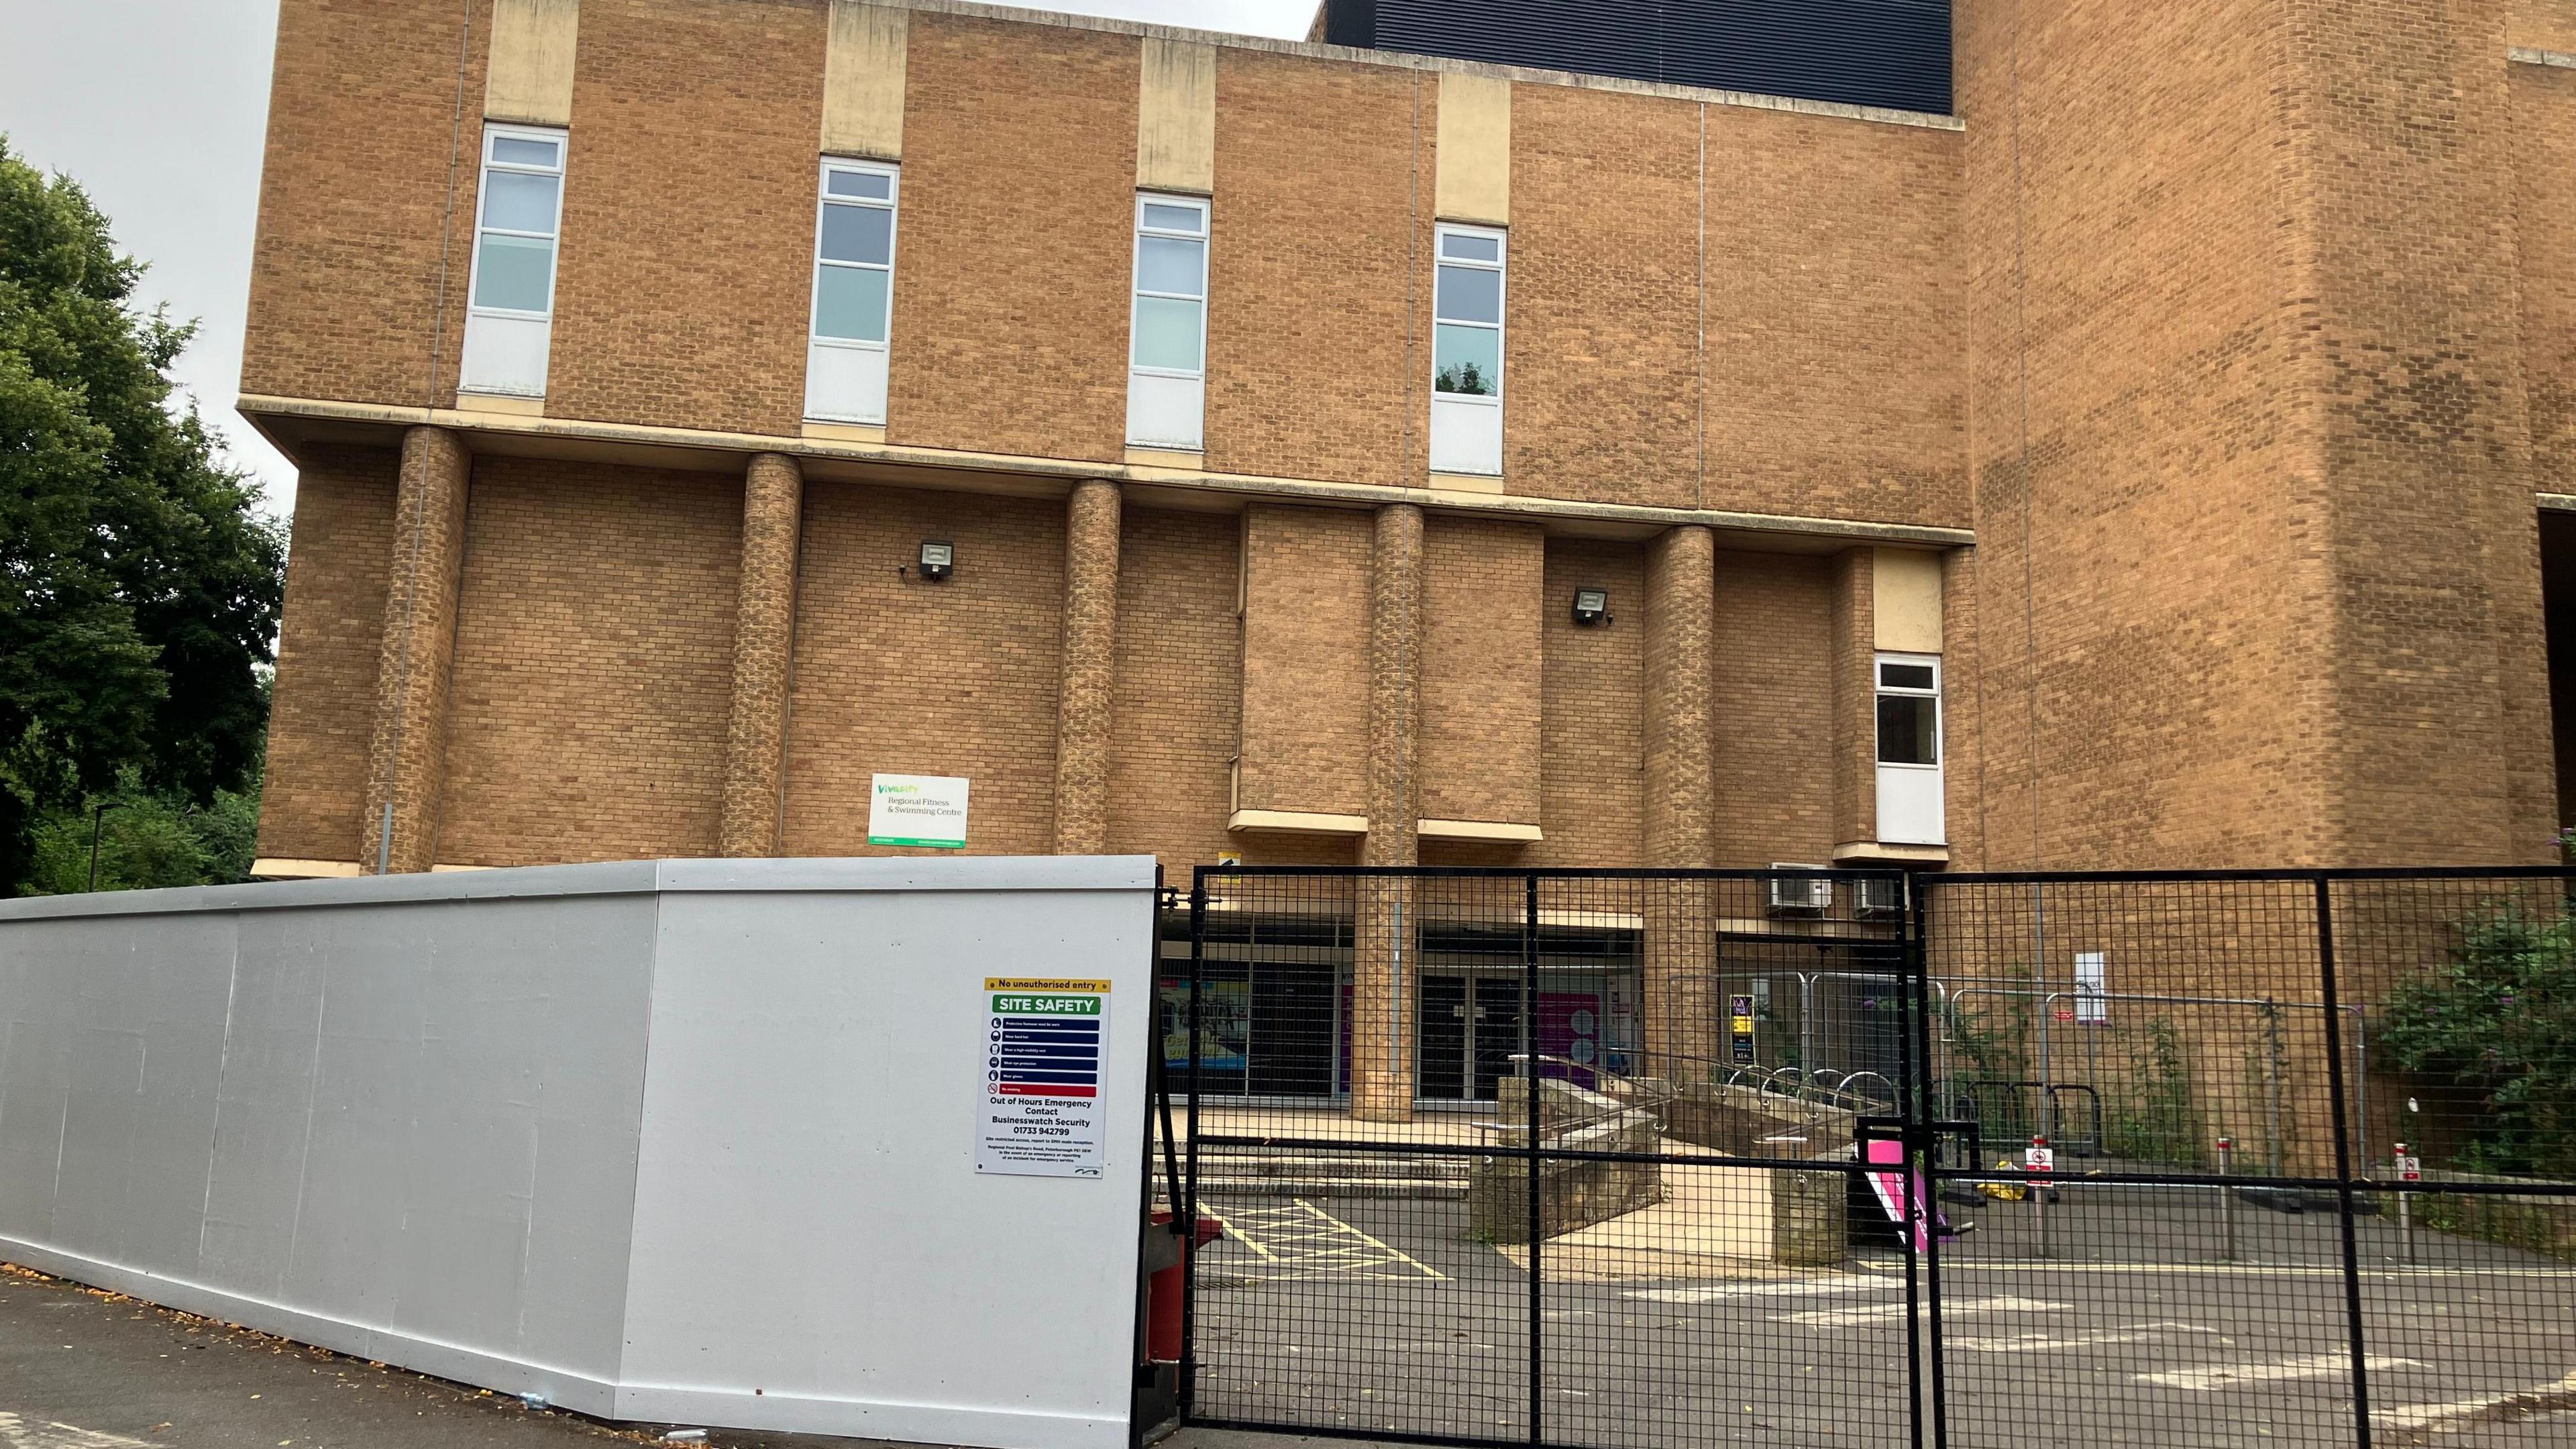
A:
[1854,876,1905,919]
[1766,866,1832,915]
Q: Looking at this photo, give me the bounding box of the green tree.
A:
[2380,909,2576,1178]
[1,138,284,894]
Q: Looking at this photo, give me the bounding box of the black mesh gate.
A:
[1153,866,2576,1449]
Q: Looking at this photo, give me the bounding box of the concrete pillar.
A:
[1641,525,1717,1079]
[358,425,472,873]
[1352,502,1424,1122]
[1053,480,1122,855]
[719,453,804,857]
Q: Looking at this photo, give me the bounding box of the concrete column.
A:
[1053,480,1122,855]
[719,453,804,857]
[1641,525,1717,1079]
[358,425,472,873]
[1353,502,1425,1122]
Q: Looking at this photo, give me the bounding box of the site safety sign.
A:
[976,977,1111,1179]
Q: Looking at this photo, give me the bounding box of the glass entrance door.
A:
[1417,974,1529,1102]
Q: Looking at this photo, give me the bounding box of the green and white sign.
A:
[869,773,969,848]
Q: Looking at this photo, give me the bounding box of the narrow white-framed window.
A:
[1874,653,1945,845]
[1126,193,1209,451]
[803,158,900,426]
[459,124,568,398]
[1430,224,1505,476]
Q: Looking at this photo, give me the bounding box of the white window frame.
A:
[465,123,567,324]
[1875,654,1942,765]
[1126,193,1210,451]
[1430,223,1506,475]
[1874,652,1945,845]
[803,157,900,426]
[458,123,568,398]
[1128,194,1210,382]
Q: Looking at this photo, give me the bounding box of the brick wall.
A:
[1506,85,1701,507]
[256,445,398,863]
[2522,66,2576,495]
[2512,0,2576,51]
[241,0,488,408]
[1106,508,1240,877]
[1712,549,1837,867]
[433,456,740,864]
[545,0,823,436]
[1527,539,1646,868]
[781,481,1066,856]
[1238,505,1373,818]
[1419,517,1544,825]
[2297,0,2546,865]
[1204,48,1428,487]
[1959,0,2336,869]
[1701,103,1966,527]
[1941,547,1986,869]
[887,12,1134,462]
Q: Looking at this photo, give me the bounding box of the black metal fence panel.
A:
[1157,867,2576,1449]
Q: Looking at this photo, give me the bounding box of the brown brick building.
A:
[237,0,2576,1105]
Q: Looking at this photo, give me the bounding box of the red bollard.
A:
[1146,1210,1224,1364]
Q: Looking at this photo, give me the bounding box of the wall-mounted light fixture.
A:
[917,540,954,582]
[1571,587,1611,627]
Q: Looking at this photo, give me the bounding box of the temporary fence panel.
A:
[1171,867,1923,1449]
[1169,866,2576,1449]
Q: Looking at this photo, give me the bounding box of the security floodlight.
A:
[918,540,954,582]
[1571,587,1610,627]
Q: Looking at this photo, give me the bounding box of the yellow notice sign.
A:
[985,977,1112,993]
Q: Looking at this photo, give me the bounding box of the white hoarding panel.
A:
[0,856,1156,1449]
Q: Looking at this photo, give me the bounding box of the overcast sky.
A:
[0,0,1318,520]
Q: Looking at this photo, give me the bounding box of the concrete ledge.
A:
[1419,818,1543,843]
[2510,45,2576,70]
[237,393,1979,552]
[1831,840,1950,865]
[453,391,545,418]
[802,419,887,444]
[250,857,362,879]
[1228,808,1368,836]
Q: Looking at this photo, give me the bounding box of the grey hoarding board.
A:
[0,857,1158,1449]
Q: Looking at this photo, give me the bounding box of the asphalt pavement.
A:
[0,1262,1353,1449]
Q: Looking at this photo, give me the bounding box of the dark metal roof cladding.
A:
[1320,0,1954,117]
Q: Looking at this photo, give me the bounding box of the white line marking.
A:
[1784,1295,2065,1326]
[1629,1275,1898,1303]
[1939,1262,2576,1280]
[1203,1200,1448,1282]
[2374,1370,2576,1432]
[0,1412,160,1449]
[1951,1322,2224,1354]
[2139,1353,2421,1391]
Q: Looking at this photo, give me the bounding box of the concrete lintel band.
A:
[1137,37,1218,194]
[822,1,910,159]
[1872,545,1943,653]
[720,453,806,857]
[1434,71,1511,224]
[361,425,474,874]
[1054,480,1123,855]
[485,0,581,126]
